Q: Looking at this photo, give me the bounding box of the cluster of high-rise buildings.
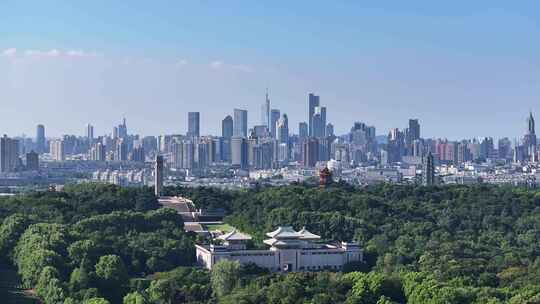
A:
[1,92,539,189]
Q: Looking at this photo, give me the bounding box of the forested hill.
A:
[0,184,196,304]
[166,183,540,303]
[0,183,539,303]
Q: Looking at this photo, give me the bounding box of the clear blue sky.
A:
[1,1,539,139]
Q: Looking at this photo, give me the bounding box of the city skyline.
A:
[4,105,537,143]
[2,2,540,138]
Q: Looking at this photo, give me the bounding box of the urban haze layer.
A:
[0,91,537,192]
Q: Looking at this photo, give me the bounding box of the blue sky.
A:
[1,1,540,139]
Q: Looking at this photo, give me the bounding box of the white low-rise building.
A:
[196,226,363,272]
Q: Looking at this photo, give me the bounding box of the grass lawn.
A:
[0,264,40,304]
[203,223,235,233]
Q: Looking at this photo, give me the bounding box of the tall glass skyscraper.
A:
[187,112,200,137]
[36,124,45,153]
[308,93,320,137]
[233,109,248,138]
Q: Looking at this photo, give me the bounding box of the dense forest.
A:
[1,182,539,303]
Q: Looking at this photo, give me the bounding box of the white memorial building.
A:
[196,226,363,272]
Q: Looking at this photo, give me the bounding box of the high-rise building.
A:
[140,136,156,154]
[524,112,537,162]
[233,109,248,138]
[36,124,46,153]
[320,106,327,137]
[299,122,308,138]
[0,135,20,172]
[114,139,128,161]
[312,106,326,138]
[188,112,200,137]
[50,139,65,162]
[182,139,195,169]
[86,124,94,141]
[498,137,512,160]
[231,137,248,169]
[408,119,420,141]
[117,118,128,139]
[277,114,289,144]
[90,142,106,161]
[302,137,319,168]
[422,152,436,186]
[326,123,334,137]
[253,125,269,138]
[270,109,280,138]
[222,115,234,138]
[154,155,163,197]
[528,111,535,135]
[25,150,39,171]
[261,89,270,128]
[308,93,320,137]
[130,145,145,162]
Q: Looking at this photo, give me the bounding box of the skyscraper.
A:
[154,155,163,197]
[299,122,308,138]
[233,109,248,138]
[308,93,320,137]
[114,139,128,161]
[302,137,319,168]
[277,114,289,144]
[86,124,94,141]
[408,119,421,141]
[50,139,65,162]
[36,124,46,153]
[406,119,420,155]
[261,89,270,128]
[90,142,106,161]
[528,111,535,135]
[117,118,128,139]
[25,150,39,171]
[231,136,248,169]
[0,135,20,172]
[270,109,280,138]
[222,115,234,138]
[320,106,327,137]
[187,112,200,137]
[524,112,537,162]
[326,123,334,137]
[312,106,325,138]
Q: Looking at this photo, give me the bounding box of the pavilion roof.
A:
[266,226,303,239]
[217,229,252,241]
